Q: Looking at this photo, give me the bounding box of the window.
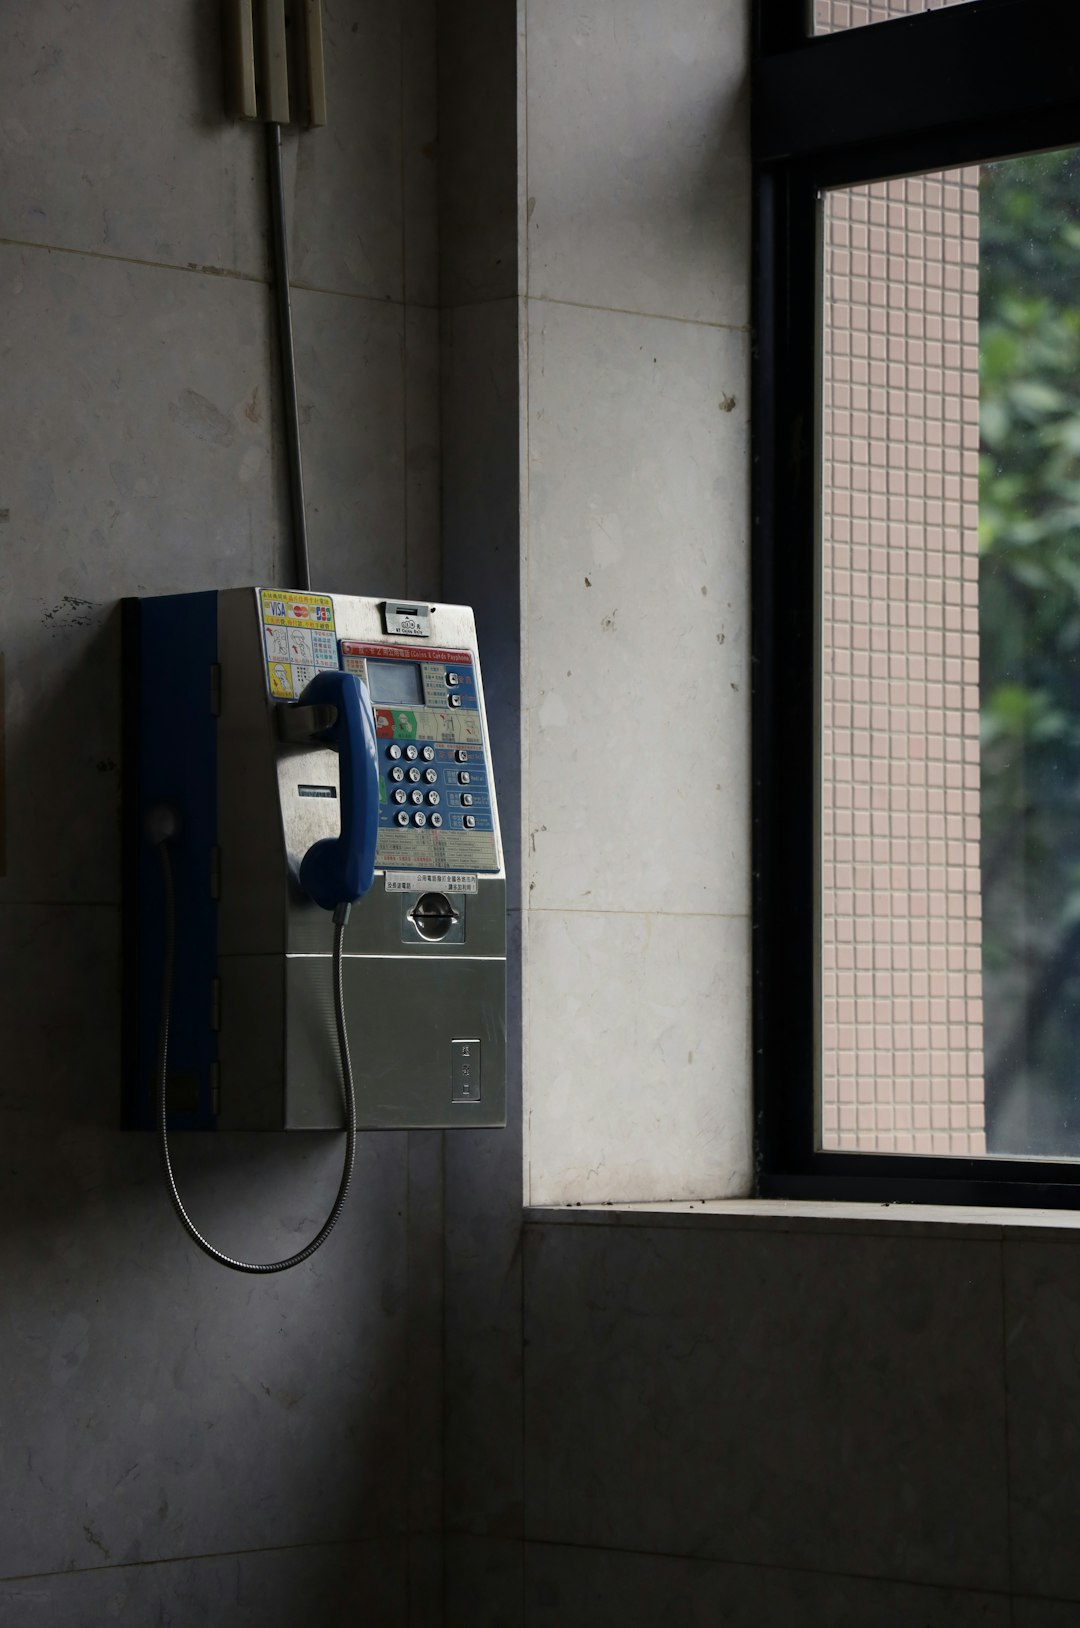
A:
[753,0,1080,1203]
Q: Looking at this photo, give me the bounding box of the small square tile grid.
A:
[820,155,984,1155]
[815,0,973,32]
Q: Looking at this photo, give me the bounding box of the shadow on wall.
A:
[0,611,412,1622]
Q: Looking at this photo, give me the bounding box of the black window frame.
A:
[752,0,1080,1206]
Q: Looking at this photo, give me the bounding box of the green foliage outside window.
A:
[980,148,1080,1151]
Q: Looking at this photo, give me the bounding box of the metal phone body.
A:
[123,588,507,1132]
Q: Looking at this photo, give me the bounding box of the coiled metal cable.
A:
[156,840,356,1273]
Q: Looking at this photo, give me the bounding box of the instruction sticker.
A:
[384,872,479,895]
[261,590,335,630]
[260,588,337,699]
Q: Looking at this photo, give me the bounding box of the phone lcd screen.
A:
[368,660,424,706]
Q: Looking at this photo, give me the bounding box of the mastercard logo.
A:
[292,605,310,619]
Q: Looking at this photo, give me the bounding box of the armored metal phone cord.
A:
[155,841,357,1273]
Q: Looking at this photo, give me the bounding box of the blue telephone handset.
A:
[296,669,379,911]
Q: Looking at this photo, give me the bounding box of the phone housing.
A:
[123,588,507,1132]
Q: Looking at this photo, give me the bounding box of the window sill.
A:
[525,1196,1080,1241]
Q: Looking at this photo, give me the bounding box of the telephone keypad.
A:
[365,646,496,864]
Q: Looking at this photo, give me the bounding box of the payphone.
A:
[124,588,506,1270]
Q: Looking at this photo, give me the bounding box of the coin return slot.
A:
[409,892,459,942]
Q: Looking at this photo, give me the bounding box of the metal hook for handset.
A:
[275,700,339,743]
[294,669,380,910]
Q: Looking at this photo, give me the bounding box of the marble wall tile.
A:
[1012,1600,1080,1627]
[438,0,521,307]
[524,1544,1010,1628]
[0,1539,407,1625]
[283,2,404,303]
[0,1106,409,1578]
[404,0,440,309]
[525,301,749,918]
[523,1222,1009,1589]
[525,0,749,325]
[0,245,278,906]
[408,1532,444,1628]
[441,298,523,895]
[445,1536,524,1628]
[0,246,276,604]
[1005,1238,1080,1602]
[0,1,264,278]
[526,911,751,1206]
[405,304,442,600]
[289,288,407,596]
[0,904,119,1125]
[444,917,525,1537]
[407,1132,445,1538]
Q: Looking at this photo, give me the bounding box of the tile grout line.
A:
[527,904,750,920]
[529,292,751,335]
[0,233,440,311]
[400,5,411,607]
[516,1531,1042,1606]
[522,16,533,1625]
[0,1534,409,1588]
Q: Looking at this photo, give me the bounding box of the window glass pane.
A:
[813,0,973,36]
[820,145,1080,1159]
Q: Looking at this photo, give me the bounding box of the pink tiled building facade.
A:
[818,0,984,1154]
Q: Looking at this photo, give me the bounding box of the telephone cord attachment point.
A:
[154,839,357,1274]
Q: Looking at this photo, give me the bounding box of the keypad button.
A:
[414,811,427,827]
[405,744,419,761]
[411,789,424,805]
[458,771,471,785]
[421,745,435,761]
[446,673,460,686]
[388,744,402,760]
[389,766,404,783]
[427,790,441,806]
[424,768,438,784]
[463,815,477,829]
[393,789,407,805]
[461,792,474,806]
[408,767,422,783]
[430,812,444,828]
[395,811,410,826]
[449,694,462,708]
[455,749,469,763]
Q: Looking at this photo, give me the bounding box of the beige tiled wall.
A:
[815,0,973,32]
[820,153,984,1154]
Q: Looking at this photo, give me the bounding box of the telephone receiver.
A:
[287,669,380,911]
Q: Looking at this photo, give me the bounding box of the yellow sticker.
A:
[260,589,335,630]
[268,660,294,699]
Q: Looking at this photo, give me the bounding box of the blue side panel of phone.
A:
[130,592,218,1130]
